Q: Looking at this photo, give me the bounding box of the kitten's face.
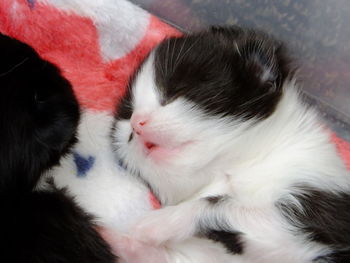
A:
[113,27,290,176]
[114,60,221,173]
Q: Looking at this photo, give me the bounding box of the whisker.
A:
[0,57,29,77]
[165,39,171,76]
[170,37,177,73]
[237,91,274,110]
[173,37,187,70]
[173,37,201,72]
[234,42,242,57]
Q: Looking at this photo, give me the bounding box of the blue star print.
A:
[73,152,95,177]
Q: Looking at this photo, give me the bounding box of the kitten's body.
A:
[0,34,116,263]
[113,27,350,262]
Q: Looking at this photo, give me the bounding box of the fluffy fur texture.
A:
[45,110,155,233]
[112,27,350,263]
[0,34,116,263]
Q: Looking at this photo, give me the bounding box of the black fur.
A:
[196,195,244,255]
[203,230,244,255]
[1,187,115,263]
[0,34,116,263]
[278,186,350,262]
[115,54,151,121]
[116,81,133,120]
[0,33,79,193]
[154,26,291,120]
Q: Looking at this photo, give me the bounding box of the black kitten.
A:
[0,34,116,263]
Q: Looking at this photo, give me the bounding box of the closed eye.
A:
[128,132,133,142]
[117,99,133,120]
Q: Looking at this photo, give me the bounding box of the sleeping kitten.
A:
[0,33,116,263]
[112,26,350,263]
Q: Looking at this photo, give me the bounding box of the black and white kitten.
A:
[112,27,350,263]
[0,34,116,263]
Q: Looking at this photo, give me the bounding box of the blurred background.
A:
[130,0,350,140]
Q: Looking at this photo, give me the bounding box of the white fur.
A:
[40,0,150,61]
[112,235,233,263]
[113,53,350,262]
[41,110,153,232]
[43,111,234,263]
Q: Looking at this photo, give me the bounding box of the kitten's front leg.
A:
[130,195,234,246]
[130,201,200,245]
[99,227,170,263]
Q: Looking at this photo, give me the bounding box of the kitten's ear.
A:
[237,37,290,91]
[231,33,292,120]
[209,26,291,91]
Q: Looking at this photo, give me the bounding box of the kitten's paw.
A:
[113,235,169,263]
[130,207,194,246]
[131,218,171,245]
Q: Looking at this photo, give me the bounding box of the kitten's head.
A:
[0,34,80,192]
[113,26,291,178]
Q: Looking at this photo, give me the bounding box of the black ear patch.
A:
[154,26,292,120]
[243,45,278,85]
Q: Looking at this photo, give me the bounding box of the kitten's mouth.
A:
[142,139,193,162]
[130,130,191,159]
[144,141,158,150]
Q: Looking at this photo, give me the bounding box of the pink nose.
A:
[130,113,149,135]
